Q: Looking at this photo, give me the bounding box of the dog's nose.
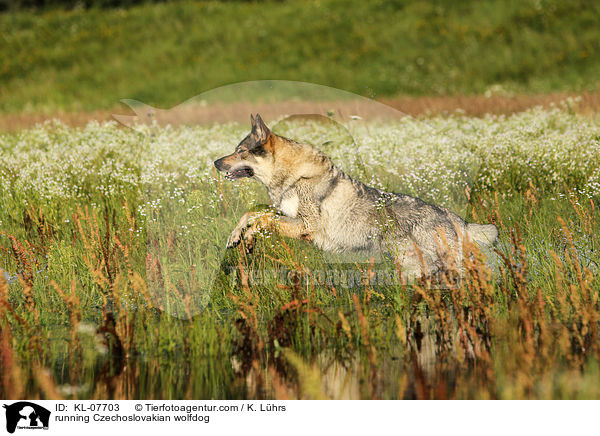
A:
[214,157,226,171]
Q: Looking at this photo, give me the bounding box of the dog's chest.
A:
[278,193,300,218]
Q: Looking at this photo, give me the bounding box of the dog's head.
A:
[214,114,275,183]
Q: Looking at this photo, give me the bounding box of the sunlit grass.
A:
[1,0,599,112]
[0,107,599,399]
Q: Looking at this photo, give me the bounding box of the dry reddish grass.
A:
[1,89,599,132]
[381,89,600,116]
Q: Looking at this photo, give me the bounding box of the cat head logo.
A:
[2,402,50,433]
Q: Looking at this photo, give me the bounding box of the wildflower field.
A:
[1,104,599,399]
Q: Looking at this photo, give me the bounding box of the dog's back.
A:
[310,166,498,277]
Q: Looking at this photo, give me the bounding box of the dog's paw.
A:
[225,211,273,250]
[226,227,244,249]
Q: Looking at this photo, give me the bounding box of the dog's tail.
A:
[466,223,498,246]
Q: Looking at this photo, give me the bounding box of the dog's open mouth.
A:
[225,166,254,180]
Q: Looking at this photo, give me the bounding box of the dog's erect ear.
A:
[252,113,270,144]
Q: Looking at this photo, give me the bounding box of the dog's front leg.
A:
[226,211,261,248]
[227,212,312,248]
[227,210,280,248]
[243,214,311,244]
[271,216,313,241]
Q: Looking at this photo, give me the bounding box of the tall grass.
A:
[0,107,599,399]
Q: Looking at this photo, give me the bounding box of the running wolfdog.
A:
[214,114,497,279]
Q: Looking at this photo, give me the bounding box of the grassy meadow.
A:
[1,105,599,399]
[1,0,600,113]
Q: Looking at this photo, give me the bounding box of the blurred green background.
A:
[0,0,599,113]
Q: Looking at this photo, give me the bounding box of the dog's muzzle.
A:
[214,157,254,180]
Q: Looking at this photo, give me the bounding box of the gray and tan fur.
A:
[214,114,498,279]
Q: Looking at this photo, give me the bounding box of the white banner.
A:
[0,400,597,435]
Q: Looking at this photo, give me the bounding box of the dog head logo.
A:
[3,402,50,433]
